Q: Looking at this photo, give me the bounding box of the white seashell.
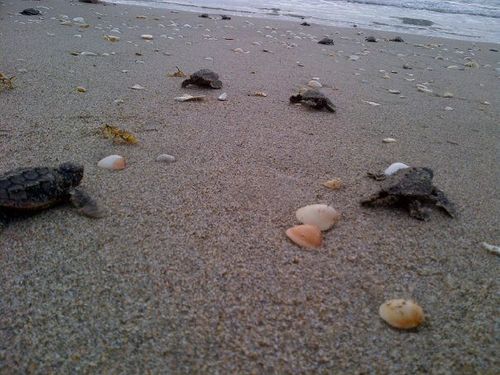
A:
[388,89,400,94]
[307,80,322,88]
[97,155,125,170]
[446,65,458,69]
[296,204,341,231]
[130,84,145,90]
[384,162,410,176]
[175,94,205,102]
[72,17,85,23]
[156,154,176,163]
[80,51,97,56]
[442,91,454,98]
[141,34,153,40]
[379,299,424,329]
[362,100,380,106]
[233,48,245,53]
[382,138,397,143]
[348,55,359,61]
[218,93,228,101]
[444,106,454,111]
[481,242,500,255]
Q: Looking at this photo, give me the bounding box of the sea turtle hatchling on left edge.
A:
[361,167,456,220]
[181,69,223,89]
[0,162,102,230]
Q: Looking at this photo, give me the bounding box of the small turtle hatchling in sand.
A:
[361,167,456,220]
[181,69,222,89]
[0,162,102,230]
[290,89,336,112]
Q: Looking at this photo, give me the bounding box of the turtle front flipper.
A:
[69,188,103,218]
[360,191,392,206]
[430,187,457,218]
[181,78,193,88]
[289,94,303,104]
[209,80,223,89]
[325,100,336,113]
[408,200,431,221]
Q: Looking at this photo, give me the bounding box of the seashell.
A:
[141,34,153,40]
[362,100,380,106]
[156,154,176,163]
[76,86,87,93]
[286,224,322,249]
[103,35,120,42]
[130,84,145,90]
[442,91,454,98]
[444,106,454,111]
[481,101,490,105]
[233,48,245,53]
[296,204,341,231]
[218,93,228,101]
[388,89,400,94]
[382,137,397,143]
[252,91,267,97]
[97,155,125,170]
[308,80,322,88]
[323,178,343,190]
[417,85,433,93]
[348,55,359,61]
[481,242,500,255]
[379,299,424,329]
[175,94,205,102]
[72,17,85,23]
[446,65,458,69]
[384,162,409,176]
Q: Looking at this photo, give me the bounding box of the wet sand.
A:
[0,0,499,373]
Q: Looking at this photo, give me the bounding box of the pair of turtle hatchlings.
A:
[0,162,455,231]
[181,69,336,112]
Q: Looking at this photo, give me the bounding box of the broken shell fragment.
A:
[296,204,341,231]
[130,84,145,90]
[286,224,322,249]
[379,299,424,329]
[175,94,205,102]
[156,154,176,163]
[76,86,87,93]
[103,35,120,42]
[384,162,409,176]
[218,92,228,101]
[141,34,153,40]
[251,91,267,97]
[97,155,126,170]
[308,80,322,88]
[323,178,343,190]
[383,137,397,143]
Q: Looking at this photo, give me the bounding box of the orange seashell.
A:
[285,224,322,249]
[97,155,126,170]
[379,299,424,329]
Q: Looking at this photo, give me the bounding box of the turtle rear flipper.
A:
[360,191,395,206]
[325,101,336,112]
[408,200,431,221]
[431,188,457,218]
[209,80,222,89]
[70,188,103,218]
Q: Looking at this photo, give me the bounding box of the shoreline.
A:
[1,0,499,373]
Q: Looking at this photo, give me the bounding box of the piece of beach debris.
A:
[0,162,103,228]
[417,84,433,93]
[175,94,205,102]
[103,35,120,42]
[362,100,380,106]
[349,55,360,61]
[308,80,322,88]
[389,36,404,42]
[464,60,479,68]
[445,106,454,111]
[130,84,145,90]
[167,67,187,78]
[218,93,228,101]
[361,167,456,220]
[76,86,87,93]
[318,37,334,45]
[182,69,222,89]
[156,154,176,163]
[251,91,267,97]
[301,22,311,26]
[379,299,424,329]
[365,36,377,42]
[441,91,454,98]
[141,34,153,40]
[323,178,343,190]
[446,65,459,69]
[481,242,500,256]
[383,138,397,143]
[481,101,490,105]
[0,73,16,90]
[290,89,336,112]
[286,224,322,249]
[101,125,138,144]
[403,64,412,70]
[21,8,40,16]
[73,17,85,23]
[296,204,341,231]
[388,89,401,94]
[97,155,125,170]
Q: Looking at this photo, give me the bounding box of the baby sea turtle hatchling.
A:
[181,69,222,89]
[361,167,456,220]
[290,89,336,112]
[0,162,102,230]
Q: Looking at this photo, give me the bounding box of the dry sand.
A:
[0,0,499,373]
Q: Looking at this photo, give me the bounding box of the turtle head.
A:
[58,162,84,187]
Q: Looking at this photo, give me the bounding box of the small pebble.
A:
[141,34,153,40]
[156,154,176,163]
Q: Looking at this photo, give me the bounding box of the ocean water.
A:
[111,0,500,43]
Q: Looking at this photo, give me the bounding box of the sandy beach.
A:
[0,0,499,373]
